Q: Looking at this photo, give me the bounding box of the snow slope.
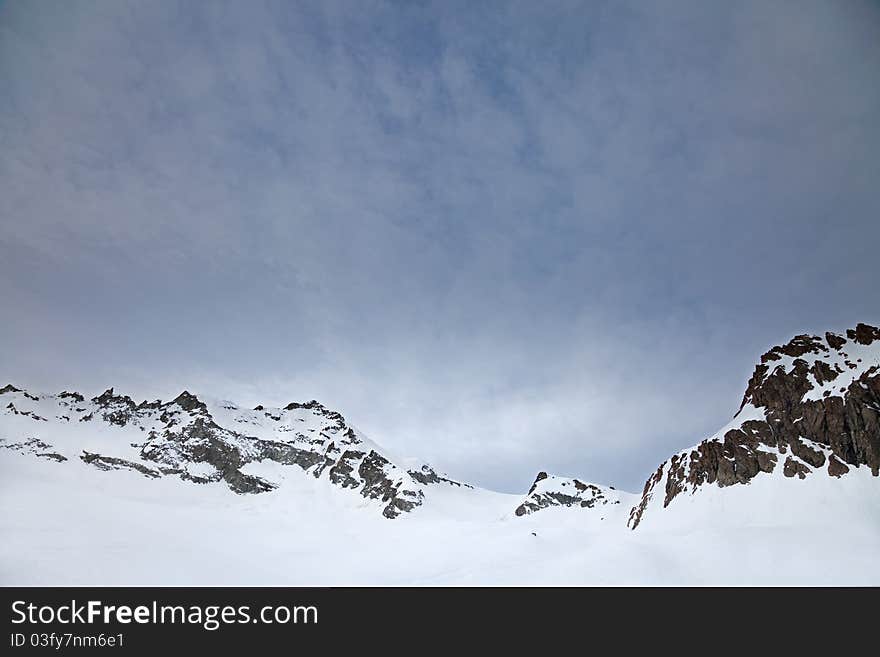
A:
[2,445,877,585]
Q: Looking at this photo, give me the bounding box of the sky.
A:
[1,0,879,493]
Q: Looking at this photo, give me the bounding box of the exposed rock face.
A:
[407,464,473,488]
[170,390,208,413]
[91,388,138,427]
[80,452,161,479]
[629,323,880,529]
[0,386,466,519]
[515,471,632,517]
[359,451,425,519]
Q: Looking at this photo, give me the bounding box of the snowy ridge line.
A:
[0,385,470,519]
[514,471,635,519]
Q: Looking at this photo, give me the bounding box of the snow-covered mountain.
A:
[1,322,878,585]
[628,322,880,529]
[0,386,469,518]
[514,471,634,518]
[2,383,631,524]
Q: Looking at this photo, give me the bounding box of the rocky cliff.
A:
[628,323,880,528]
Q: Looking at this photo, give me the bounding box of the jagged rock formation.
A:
[628,322,880,529]
[515,471,632,516]
[0,386,465,518]
[407,464,473,488]
[0,436,66,462]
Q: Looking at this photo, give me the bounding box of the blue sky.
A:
[2,0,879,492]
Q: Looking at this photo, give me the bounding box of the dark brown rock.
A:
[848,323,880,345]
[827,455,850,478]
[825,332,847,350]
[629,323,880,529]
[528,471,549,495]
[783,457,810,479]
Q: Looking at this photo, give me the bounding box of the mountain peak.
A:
[170,390,207,413]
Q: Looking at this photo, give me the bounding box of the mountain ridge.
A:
[1,386,473,518]
[2,322,878,530]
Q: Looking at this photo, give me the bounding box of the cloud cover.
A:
[2,0,879,492]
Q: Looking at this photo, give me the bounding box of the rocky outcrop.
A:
[170,390,208,414]
[359,451,424,519]
[407,464,473,488]
[80,451,162,479]
[4,402,47,421]
[91,388,138,427]
[515,471,631,517]
[0,437,67,462]
[629,323,880,529]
